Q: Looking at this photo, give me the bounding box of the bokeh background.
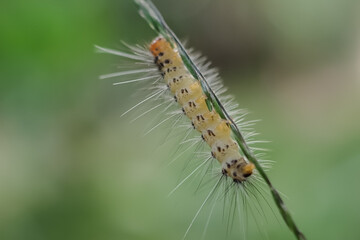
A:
[1,0,360,239]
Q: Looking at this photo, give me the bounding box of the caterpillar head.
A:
[222,158,255,182]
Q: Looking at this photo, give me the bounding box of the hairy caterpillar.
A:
[150,37,255,182]
[97,36,268,239]
[97,0,306,239]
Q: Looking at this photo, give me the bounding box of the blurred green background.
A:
[1,0,360,239]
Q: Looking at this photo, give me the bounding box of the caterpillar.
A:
[150,37,255,182]
[97,35,268,239]
[96,0,306,239]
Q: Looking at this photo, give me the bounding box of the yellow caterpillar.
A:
[96,34,270,239]
[150,37,255,182]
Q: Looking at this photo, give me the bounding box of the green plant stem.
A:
[134,1,306,239]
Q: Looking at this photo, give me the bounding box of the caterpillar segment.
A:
[150,37,255,182]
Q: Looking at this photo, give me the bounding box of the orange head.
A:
[222,158,255,182]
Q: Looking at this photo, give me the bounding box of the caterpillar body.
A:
[150,37,255,182]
